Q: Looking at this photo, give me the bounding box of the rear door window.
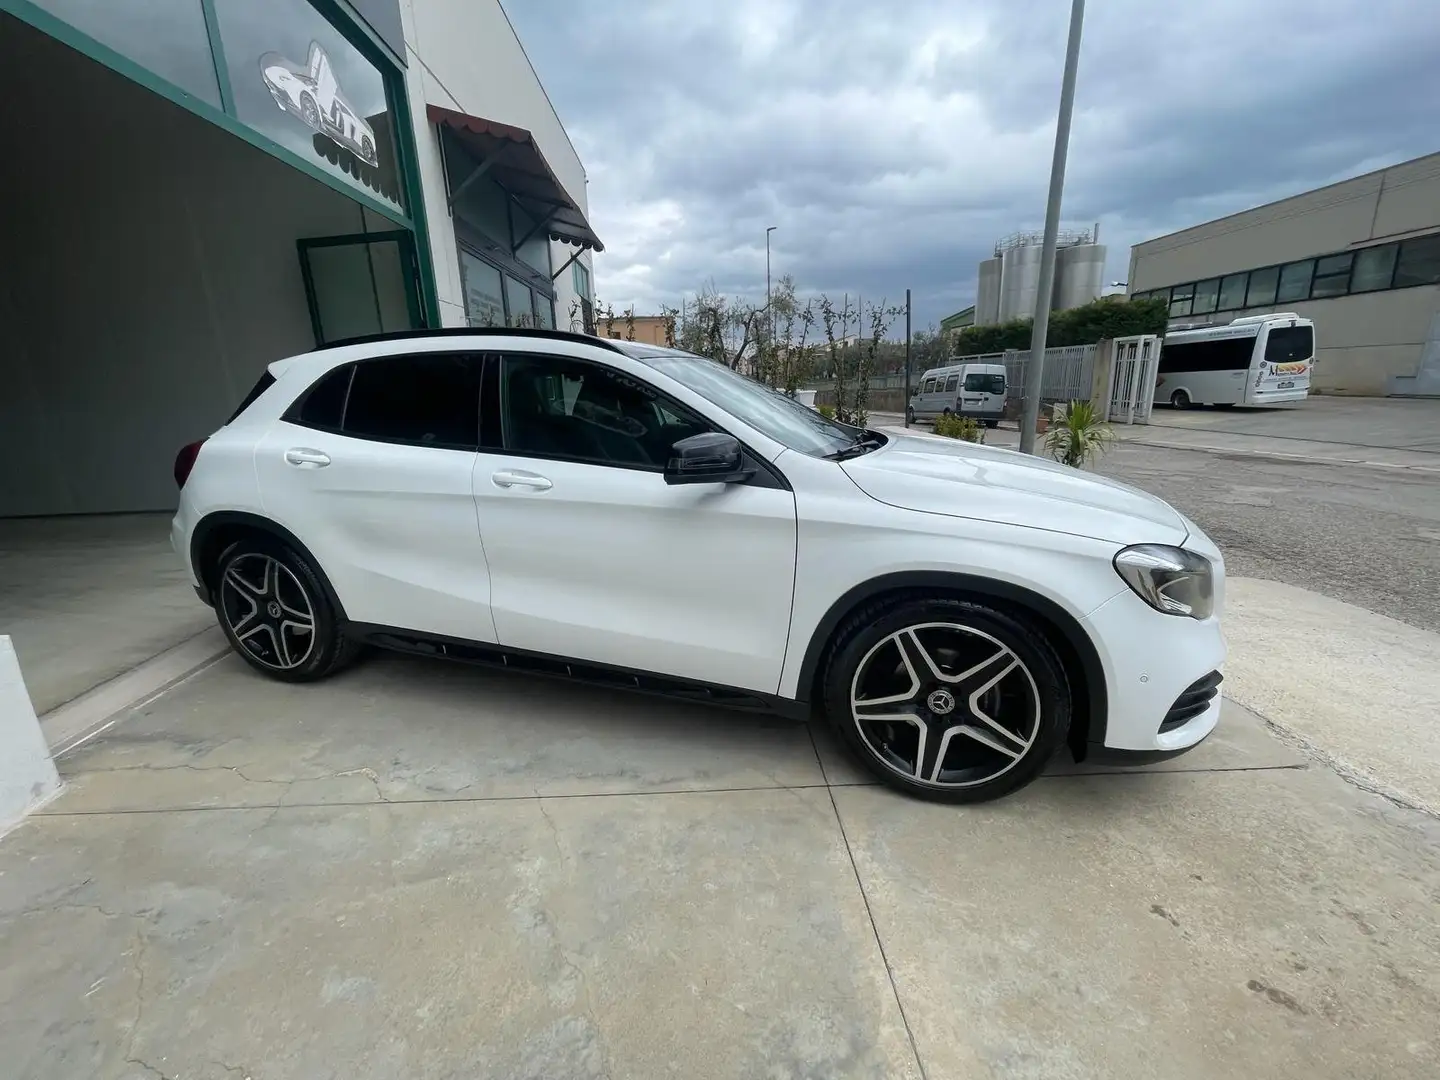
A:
[1264,326,1314,365]
[963,373,1006,394]
[286,353,483,449]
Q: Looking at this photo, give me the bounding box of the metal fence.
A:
[999,344,1097,407]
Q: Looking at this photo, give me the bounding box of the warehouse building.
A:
[1128,152,1440,396]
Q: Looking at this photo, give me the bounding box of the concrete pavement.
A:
[2,653,1439,1079]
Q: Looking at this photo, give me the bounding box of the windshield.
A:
[626,349,856,457]
[964,373,1005,394]
[1264,325,1314,364]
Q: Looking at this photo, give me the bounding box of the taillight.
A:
[174,439,206,488]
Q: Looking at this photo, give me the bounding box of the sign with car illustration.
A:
[261,42,378,168]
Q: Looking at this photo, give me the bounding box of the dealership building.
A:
[1127,151,1440,396]
[0,0,600,518]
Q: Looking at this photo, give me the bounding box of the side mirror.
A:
[664,432,753,486]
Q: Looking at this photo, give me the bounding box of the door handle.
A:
[491,469,552,491]
[284,447,331,468]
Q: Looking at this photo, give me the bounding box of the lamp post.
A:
[1018,0,1087,455]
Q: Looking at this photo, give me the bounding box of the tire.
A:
[300,93,320,129]
[360,136,375,165]
[942,407,952,417]
[1170,389,1192,410]
[905,406,915,423]
[984,419,999,428]
[822,596,1071,804]
[213,537,360,683]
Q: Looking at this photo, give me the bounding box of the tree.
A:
[949,295,1169,357]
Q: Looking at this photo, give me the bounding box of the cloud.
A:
[504,0,1440,328]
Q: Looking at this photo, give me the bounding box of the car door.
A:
[472,351,798,694]
[253,350,498,643]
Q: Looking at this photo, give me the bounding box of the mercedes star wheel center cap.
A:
[926,688,957,715]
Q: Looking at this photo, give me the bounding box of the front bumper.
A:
[1081,586,1226,758]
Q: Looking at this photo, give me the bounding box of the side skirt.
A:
[346,623,811,722]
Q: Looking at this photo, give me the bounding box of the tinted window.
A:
[291,365,354,429]
[1394,235,1440,288]
[1158,336,1257,374]
[340,354,481,448]
[1218,274,1248,311]
[227,371,277,424]
[1246,266,1279,307]
[1192,278,1220,314]
[1351,245,1397,293]
[500,355,708,469]
[944,374,960,392]
[964,373,1005,394]
[1310,254,1352,299]
[1276,260,1313,303]
[1264,326,1314,364]
[1168,284,1195,318]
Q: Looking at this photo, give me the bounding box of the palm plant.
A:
[1045,399,1115,468]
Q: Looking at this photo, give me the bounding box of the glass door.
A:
[298,231,424,345]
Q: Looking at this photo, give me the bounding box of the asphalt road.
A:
[1099,443,1440,633]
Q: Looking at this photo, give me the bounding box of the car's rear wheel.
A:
[906,406,915,423]
[1170,389,1192,410]
[300,92,319,128]
[942,407,952,417]
[214,538,359,682]
[822,597,1070,803]
[984,419,999,428]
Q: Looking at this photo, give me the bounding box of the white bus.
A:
[1154,313,1315,409]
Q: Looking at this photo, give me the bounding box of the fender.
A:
[189,510,349,621]
[791,570,1109,758]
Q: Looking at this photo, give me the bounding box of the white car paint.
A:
[173,330,1226,772]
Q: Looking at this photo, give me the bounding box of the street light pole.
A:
[1019,0,1087,455]
[765,226,777,352]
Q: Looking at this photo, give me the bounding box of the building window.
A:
[1192,278,1220,314]
[1394,235,1440,288]
[1245,266,1279,307]
[1276,260,1314,303]
[1168,283,1195,318]
[1217,273,1248,311]
[1309,254,1353,299]
[35,0,221,105]
[460,250,505,327]
[573,260,592,301]
[1351,245,1398,293]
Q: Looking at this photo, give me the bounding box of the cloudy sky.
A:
[504,0,1440,330]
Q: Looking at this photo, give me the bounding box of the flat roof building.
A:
[1127,152,1440,396]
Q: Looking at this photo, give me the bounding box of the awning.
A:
[428,104,603,253]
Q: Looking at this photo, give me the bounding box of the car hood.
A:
[841,433,1189,545]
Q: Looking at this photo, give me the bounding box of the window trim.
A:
[479,352,790,489]
[282,353,484,452]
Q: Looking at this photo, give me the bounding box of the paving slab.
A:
[0,514,211,715]
[54,652,827,813]
[0,788,920,1080]
[834,767,1440,1080]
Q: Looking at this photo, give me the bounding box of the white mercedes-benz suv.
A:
[172,328,1225,804]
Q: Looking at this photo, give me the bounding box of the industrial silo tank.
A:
[998,242,1045,323]
[976,258,1002,326]
[1053,244,1107,311]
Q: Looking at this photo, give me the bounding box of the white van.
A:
[907,362,1007,426]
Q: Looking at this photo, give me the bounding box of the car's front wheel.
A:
[822,597,1070,803]
[905,406,915,423]
[214,538,359,682]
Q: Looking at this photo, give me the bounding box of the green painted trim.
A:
[310,0,406,72]
[2,0,414,231]
[386,66,442,327]
[197,0,234,115]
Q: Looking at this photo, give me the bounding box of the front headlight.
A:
[1113,544,1214,619]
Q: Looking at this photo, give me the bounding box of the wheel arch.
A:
[190,511,348,621]
[793,571,1107,760]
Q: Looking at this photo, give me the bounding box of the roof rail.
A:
[312,326,624,353]
[1229,312,1302,325]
